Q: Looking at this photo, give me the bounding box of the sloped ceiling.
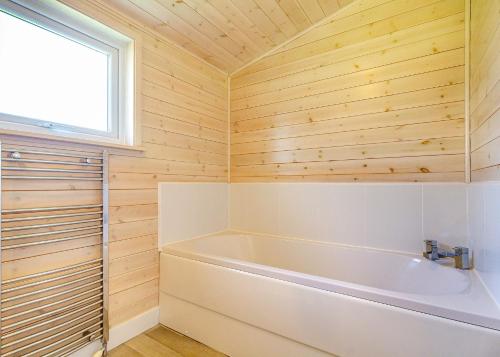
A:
[105,0,352,73]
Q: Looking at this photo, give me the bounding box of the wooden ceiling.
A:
[105,0,351,73]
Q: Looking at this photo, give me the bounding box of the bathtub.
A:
[159,231,500,357]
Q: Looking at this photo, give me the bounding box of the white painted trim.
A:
[68,341,103,357]
[107,307,160,350]
[158,182,164,252]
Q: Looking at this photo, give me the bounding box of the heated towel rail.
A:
[0,142,109,356]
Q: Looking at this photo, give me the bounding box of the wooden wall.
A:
[470,0,500,180]
[1,0,228,328]
[105,0,354,73]
[230,0,466,182]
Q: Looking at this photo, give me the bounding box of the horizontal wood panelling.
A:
[143,96,227,133]
[109,189,158,207]
[109,204,158,224]
[1,0,228,329]
[143,80,227,120]
[232,84,465,132]
[233,137,464,166]
[141,143,227,165]
[470,0,500,181]
[230,0,465,182]
[142,127,227,155]
[109,264,159,295]
[233,172,464,182]
[109,156,227,176]
[232,67,464,121]
[471,109,500,152]
[108,279,159,326]
[109,220,158,242]
[232,43,465,105]
[232,12,464,89]
[232,119,464,155]
[232,154,464,176]
[232,102,464,144]
[142,64,227,111]
[110,249,159,277]
[110,235,157,260]
[142,112,227,143]
[110,173,226,190]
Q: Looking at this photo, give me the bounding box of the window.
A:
[0,0,136,146]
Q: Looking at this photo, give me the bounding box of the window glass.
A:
[0,10,110,132]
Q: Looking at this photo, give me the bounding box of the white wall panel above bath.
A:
[158,183,228,248]
[365,184,423,253]
[468,182,500,306]
[229,183,468,255]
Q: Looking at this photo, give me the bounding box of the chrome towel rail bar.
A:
[1,258,102,284]
[48,333,103,357]
[1,286,104,322]
[3,210,103,223]
[3,166,103,174]
[1,149,103,160]
[2,272,103,303]
[2,264,102,293]
[0,143,108,356]
[59,336,103,357]
[2,311,102,349]
[1,233,103,250]
[2,204,103,214]
[1,279,103,313]
[4,321,103,357]
[2,224,103,240]
[2,158,103,167]
[2,218,102,232]
[1,175,104,180]
[1,293,103,330]
[1,302,103,339]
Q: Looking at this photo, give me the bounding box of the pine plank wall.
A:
[1,0,478,333]
[230,0,466,182]
[470,0,500,180]
[0,0,228,328]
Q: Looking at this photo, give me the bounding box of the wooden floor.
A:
[108,325,226,357]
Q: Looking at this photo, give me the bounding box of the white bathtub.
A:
[159,232,500,357]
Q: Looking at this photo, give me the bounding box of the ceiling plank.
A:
[254,0,298,37]
[317,0,341,14]
[231,0,288,45]
[276,0,311,31]
[105,0,352,72]
[156,0,251,62]
[184,0,262,56]
[297,0,326,22]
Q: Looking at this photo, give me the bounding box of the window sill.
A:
[0,128,144,152]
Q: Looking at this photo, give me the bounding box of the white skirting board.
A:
[107,307,160,351]
[68,307,159,356]
[68,341,103,357]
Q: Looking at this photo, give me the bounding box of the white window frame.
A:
[0,0,137,147]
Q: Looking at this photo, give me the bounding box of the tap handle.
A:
[453,246,471,270]
[424,239,437,252]
[453,246,468,255]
